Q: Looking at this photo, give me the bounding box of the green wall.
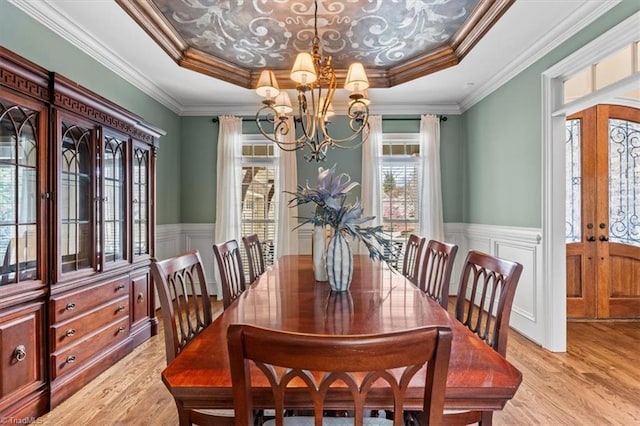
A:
[462,1,639,227]
[179,114,464,224]
[0,1,182,225]
[5,0,635,229]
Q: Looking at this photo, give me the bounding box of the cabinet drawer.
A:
[50,296,129,352]
[131,273,149,325]
[0,302,45,401]
[51,317,129,379]
[51,277,130,322]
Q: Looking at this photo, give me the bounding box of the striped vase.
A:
[325,231,353,292]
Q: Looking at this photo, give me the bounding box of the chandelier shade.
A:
[255,70,279,98]
[255,0,370,162]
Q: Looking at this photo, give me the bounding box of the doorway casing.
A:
[541,12,640,351]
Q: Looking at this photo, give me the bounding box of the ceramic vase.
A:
[312,224,328,282]
[325,230,353,292]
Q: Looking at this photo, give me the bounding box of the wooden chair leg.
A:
[479,410,493,426]
[175,399,191,426]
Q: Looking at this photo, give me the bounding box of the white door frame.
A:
[541,12,640,351]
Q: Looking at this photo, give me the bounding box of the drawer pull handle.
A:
[137,292,144,303]
[66,329,76,337]
[117,326,126,334]
[66,355,76,364]
[65,303,76,311]
[116,284,126,291]
[14,345,26,362]
[116,305,126,313]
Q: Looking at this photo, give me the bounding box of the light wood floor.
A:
[37,300,640,425]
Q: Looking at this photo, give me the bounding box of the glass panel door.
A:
[0,99,39,285]
[60,121,93,273]
[132,145,149,257]
[608,118,640,246]
[102,134,127,264]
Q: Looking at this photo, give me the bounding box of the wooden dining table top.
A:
[161,255,522,412]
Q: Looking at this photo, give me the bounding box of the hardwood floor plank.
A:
[37,301,640,425]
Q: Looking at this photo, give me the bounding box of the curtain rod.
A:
[211,115,447,123]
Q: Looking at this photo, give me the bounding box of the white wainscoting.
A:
[156,223,219,297]
[156,222,544,345]
[446,223,544,346]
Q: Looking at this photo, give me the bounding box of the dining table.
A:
[161,254,522,424]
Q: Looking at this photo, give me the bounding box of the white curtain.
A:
[275,117,299,257]
[361,115,383,226]
[418,114,444,242]
[214,115,243,295]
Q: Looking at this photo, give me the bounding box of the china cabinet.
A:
[0,46,161,420]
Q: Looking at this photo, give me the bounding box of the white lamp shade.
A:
[274,91,293,115]
[256,70,280,98]
[344,62,369,92]
[290,52,317,85]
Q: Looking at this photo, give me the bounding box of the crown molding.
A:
[460,0,621,112]
[9,0,622,117]
[8,0,184,114]
[179,102,463,117]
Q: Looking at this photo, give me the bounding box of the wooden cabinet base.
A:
[0,388,48,423]
[0,46,161,422]
[49,338,133,408]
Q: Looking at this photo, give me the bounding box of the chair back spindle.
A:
[401,234,425,286]
[151,250,235,425]
[228,324,452,426]
[455,250,523,357]
[213,239,247,309]
[242,233,265,284]
[150,249,212,363]
[420,240,458,309]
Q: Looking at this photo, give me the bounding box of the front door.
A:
[566,104,640,319]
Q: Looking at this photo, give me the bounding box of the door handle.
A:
[586,236,596,242]
[599,235,609,242]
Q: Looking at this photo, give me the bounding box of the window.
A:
[380,133,420,270]
[241,135,277,269]
[563,41,640,103]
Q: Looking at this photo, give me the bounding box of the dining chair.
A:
[242,233,265,284]
[401,234,425,286]
[213,239,247,309]
[446,249,523,425]
[227,324,452,426]
[419,240,458,309]
[150,250,234,426]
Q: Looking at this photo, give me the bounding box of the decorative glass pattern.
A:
[61,122,92,273]
[103,135,127,263]
[133,147,149,256]
[608,118,640,246]
[0,100,39,285]
[565,119,582,243]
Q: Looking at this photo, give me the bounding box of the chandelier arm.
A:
[255,106,303,151]
[253,0,371,162]
[297,90,316,142]
[319,106,370,147]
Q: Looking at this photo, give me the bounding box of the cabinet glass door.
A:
[60,120,93,273]
[132,144,150,257]
[102,134,127,264]
[0,99,39,285]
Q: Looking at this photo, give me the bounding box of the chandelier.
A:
[254,0,370,162]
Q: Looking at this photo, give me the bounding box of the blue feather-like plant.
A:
[287,165,393,263]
